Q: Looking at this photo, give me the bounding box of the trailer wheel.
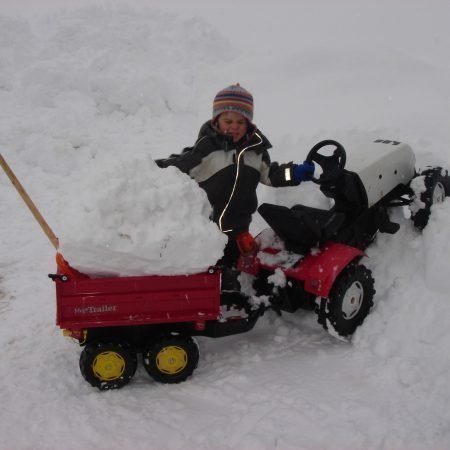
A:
[142,335,199,384]
[411,168,448,230]
[79,341,137,390]
[317,264,375,337]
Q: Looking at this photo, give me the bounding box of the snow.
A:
[1,0,450,448]
[59,156,226,276]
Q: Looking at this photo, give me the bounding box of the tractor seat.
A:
[258,203,346,254]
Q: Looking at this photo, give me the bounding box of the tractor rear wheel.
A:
[79,340,137,390]
[317,264,375,337]
[142,335,199,384]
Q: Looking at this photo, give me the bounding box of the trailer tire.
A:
[142,335,199,384]
[79,340,137,390]
[317,264,375,337]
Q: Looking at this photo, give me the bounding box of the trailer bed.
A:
[55,269,221,330]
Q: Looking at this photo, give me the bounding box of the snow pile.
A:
[1,6,231,117]
[352,203,450,429]
[0,5,232,276]
[59,155,227,276]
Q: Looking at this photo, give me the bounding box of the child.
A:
[156,83,314,267]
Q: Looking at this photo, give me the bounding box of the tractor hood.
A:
[344,140,416,208]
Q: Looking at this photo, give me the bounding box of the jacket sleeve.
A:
[155,137,206,174]
[259,150,299,187]
[154,148,201,174]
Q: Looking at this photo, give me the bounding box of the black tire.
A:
[411,168,448,230]
[142,335,199,384]
[79,341,137,391]
[317,264,375,337]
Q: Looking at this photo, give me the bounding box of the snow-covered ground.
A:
[1,1,450,448]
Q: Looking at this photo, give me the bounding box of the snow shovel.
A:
[0,153,59,250]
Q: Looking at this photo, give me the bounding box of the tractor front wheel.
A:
[317,264,375,337]
[142,335,199,384]
[411,168,448,230]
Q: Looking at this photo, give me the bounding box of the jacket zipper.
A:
[218,132,263,233]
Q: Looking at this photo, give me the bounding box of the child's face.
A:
[217,112,248,143]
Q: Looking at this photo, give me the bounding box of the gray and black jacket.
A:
[156,121,299,236]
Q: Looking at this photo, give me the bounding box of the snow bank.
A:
[1,5,232,276]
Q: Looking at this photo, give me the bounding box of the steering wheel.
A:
[305,140,347,184]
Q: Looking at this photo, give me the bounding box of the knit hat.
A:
[212,83,254,123]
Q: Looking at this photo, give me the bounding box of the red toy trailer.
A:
[50,255,260,390]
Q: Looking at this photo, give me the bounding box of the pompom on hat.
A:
[212,83,254,123]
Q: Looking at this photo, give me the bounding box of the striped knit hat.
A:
[212,83,254,123]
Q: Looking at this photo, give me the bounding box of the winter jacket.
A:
[156,121,299,236]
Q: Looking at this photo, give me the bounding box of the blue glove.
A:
[293,161,315,182]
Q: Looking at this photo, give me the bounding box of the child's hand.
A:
[293,161,315,182]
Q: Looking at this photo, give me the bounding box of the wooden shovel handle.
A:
[0,153,59,250]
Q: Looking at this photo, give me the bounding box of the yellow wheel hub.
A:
[92,351,125,381]
[156,345,188,375]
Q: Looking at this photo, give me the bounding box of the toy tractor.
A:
[238,139,450,336]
